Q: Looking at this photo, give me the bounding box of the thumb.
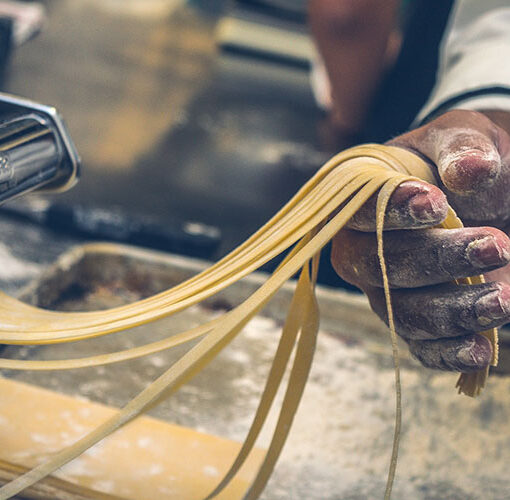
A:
[390,110,502,195]
[433,128,501,195]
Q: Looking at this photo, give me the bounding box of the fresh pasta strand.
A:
[0,144,496,500]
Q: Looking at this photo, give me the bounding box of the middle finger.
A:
[331,226,510,288]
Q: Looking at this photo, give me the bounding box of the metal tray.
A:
[3,242,510,499]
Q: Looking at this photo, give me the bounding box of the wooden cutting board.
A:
[0,378,265,500]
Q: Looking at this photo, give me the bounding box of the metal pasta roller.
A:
[0,92,80,204]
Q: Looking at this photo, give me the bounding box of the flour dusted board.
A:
[0,378,265,499]
[4,244,510,499]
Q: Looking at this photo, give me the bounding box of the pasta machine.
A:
[0,92,79,204]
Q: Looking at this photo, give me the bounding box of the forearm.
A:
[308,0,400,135]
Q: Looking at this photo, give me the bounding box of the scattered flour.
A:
[137,436,153,449]
[0,243,41,279]
[202,465,219,477]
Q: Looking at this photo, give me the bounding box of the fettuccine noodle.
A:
[0,144,497,500]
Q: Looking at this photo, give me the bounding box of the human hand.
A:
[331,110,510,372]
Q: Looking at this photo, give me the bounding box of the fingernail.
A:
[466,236,510,268]
[440,148,500,194]
[475,288,510,326]
[455,335,492,371]
[408,191,446,224]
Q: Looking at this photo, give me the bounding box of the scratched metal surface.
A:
[2,244,510,500]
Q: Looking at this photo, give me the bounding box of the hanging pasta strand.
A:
[0,144,497,500]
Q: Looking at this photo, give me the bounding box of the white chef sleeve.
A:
[415,0,510,125]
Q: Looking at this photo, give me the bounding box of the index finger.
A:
[347,179,448,231]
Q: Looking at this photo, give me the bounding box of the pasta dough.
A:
[0,144,497,500]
